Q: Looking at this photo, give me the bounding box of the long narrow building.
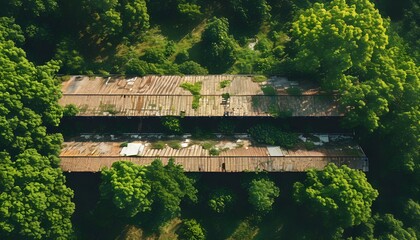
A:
[59,75,368,172]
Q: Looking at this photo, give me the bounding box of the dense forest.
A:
[0,0,418,239]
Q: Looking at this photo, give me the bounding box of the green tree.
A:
[247,178,280,213]
[144,159,198,229]
[178,219,206,240]
[0,18,63,161]
[208,188,236,213]
[62,104,80,117]
[228,0,271,32]
[294,163,379,229]
[120,0,149,35]
[289,0,409,130]
[0,150,75,239]
[100,161,152,217]
[200,17,237,73]
[373,214,417,240]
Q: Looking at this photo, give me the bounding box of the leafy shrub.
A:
[248,178,280,213]
[192,95,200,109]
[248,124,300,149]
[141,48,167,64]
[219,80,231,88]
[168,141,181,149]
[181,82,202,109]
[63,104,79,117]
[208,189,235,213]
[120,142,128,147]
[261,85,277,95]
[201,141,216,150]
[209,148,220,156]
[178,61,208,75]
[99,103,118,115]
[255,38,273,53]
[178,219,206,240]
[161,116,182,134]
[176,50,190,63]
[180,82,202,95]
[222,93,230,100]
[151,141,165,149]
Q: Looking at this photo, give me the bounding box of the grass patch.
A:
[151,141,166,149]
[261,85,277,95]
[252,75,267,83]
[227,220,259,240]
[180,82,202,110]
[99,103,118,115]
[209,148,220,156]
[201,141,217,150]
[78,104,89,113]
[220,80,232,88]
[59,75,71,82]
[167,140,182,149]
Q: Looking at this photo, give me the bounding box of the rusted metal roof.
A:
[60,133,368,172]
[59,75,342,117]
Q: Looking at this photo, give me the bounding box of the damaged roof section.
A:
[60,133,368,172]
[59,75,342,117]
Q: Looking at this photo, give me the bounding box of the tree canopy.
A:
[144,159,198,228]
[0,17,74,239]
[200,17,237,73]
[294,163,378,229]
[290,0,419,131]
[100,161,152,217]
[0,17,63,161]
[247,178,280,213]
[0,150,75,239]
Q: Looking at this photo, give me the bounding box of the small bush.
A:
[181,82,202,109]
[161,116,182,134]
[192,95,200,110]
[180,82,202,95]
[261,85,277,95]
[178,61,208,75]
[286,87,302,95]
[252,75,267,83]
[178,219,205,240]
[248,124,300,149]
[168,141,181,149]
[63,104,79,117]
[151,141,165,149]
[209,148,220,156]
[201,141,216,150]
[208,189,235,213]
[221,92,230,100]
[219,80,231,88]
[99,103,118,115]
[120,142,128,147]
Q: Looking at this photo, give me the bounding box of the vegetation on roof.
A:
[0,0,418,239]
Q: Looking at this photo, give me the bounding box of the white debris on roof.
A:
[267,146,284,156]
[318,134,329,143]
[120,143,144,156]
